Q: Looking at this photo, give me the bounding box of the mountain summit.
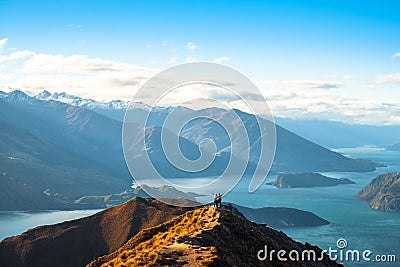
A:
[0,197,340,267]
[87,203,340,267]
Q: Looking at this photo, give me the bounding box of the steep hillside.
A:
[0,197,194,267]
[355,172,400,211]
[0,98,131,210]
[88,205,340,267]
[181,108,378,172]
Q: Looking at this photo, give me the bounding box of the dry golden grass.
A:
[100,207,217,267]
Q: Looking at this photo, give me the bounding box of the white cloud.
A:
[391,52,400,59]
[343,74,352,80]
[259,79,342,90]
[260,86,400,125]
[1,39,400,125]
[0,50,35,63]
[168,55,177,64]
[185,42,198,52]
[0,48,158,101]
[373,73,400,84]
[162,40,168,47]
[0,37,8,52]
[213,56,229,64]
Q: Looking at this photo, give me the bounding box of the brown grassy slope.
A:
[88,206,342,267]
[0,197,194,267]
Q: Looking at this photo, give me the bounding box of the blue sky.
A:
[0,0,400,124]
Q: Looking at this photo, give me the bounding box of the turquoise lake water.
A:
[0,147,399,266]
[225,147,400,266]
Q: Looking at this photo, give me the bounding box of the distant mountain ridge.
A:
[31,90,400,149]
[34,90,147,121]
[0,90,380,210]
[386,143,400,151]
[275,117,400,149]
[35,90,133,110]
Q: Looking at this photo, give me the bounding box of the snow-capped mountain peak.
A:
[34,90,51,100]
[0,89,34,104]
[33,90,134,110]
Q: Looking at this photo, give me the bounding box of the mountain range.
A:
[35,90,400,148]
[31,90,380,173]
[275,117,400,149]
[0,90,138,210]
[0,90,380,210]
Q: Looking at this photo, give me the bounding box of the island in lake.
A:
[267,172,355,188]
[232,204,329,228]
[355,172,400,212]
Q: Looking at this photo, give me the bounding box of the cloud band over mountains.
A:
[1,37,400,125]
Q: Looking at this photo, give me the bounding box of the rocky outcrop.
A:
[355,172,400,211]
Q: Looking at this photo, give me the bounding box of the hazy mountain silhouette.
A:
[275,117,400,149]
[386,143,400,151]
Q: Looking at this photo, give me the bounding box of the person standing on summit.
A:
[212,193,224,208]
[217,193,224,208]
[213,193,218,208]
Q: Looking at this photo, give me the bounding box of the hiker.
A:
[217,193,224,208]
[212,192,224,208]
[213,193,218,208]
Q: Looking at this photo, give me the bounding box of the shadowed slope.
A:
[0,197,194,267]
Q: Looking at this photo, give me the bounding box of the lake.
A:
[1,146,399,266]
[0,209,101,241]
[225,146,400,266]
